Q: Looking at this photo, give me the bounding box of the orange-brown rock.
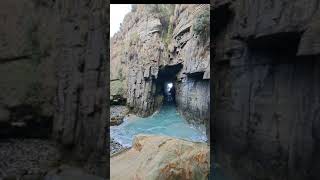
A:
[110,134,209,180]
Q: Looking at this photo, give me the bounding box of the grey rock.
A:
[0,0,107,177]
[214,1,320,180]
[110,5,210,133]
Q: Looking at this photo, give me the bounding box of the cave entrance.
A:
[164,82,175,103]
[156,63,182,105]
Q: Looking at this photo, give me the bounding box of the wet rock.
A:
[110,116,124,126]
[111,134,209,180]
[110,5,210,135]
[110,105,128,126]
[110,138,125,155]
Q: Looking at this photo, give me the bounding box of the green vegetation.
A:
[159,5,175,47]
[145,4,175,47]
[163,17,174,48]
[193,10,210,43]
[129,32,140,45]
[111,80,125,96]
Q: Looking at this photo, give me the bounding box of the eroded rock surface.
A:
[110,134,209,180]
[0,0,108,178]
[110,4,210,137]
[213,1,320,180]
[52,0,107,161]
[0,0,57,138]
[110,105,128,126]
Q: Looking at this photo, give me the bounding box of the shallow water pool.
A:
[110,103,207,147]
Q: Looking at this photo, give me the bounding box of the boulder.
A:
[111,134,209,180]
[110,116,124,126]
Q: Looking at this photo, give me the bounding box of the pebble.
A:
[0,139,61,179]
[110,138,125,155]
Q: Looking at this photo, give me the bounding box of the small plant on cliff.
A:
[129,32,139,45]
[158,5,175,47]
[162,16,174,48]
[145,4,159,13]
[193,10,210,43]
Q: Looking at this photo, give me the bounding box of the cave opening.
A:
[156,63,182,106]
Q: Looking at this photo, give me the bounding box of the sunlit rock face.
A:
[110,134,209,180]
[214,0,320,180]
[110,4,210,137]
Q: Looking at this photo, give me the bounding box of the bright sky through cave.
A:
[168,83,173,89]
[110,4,131,37]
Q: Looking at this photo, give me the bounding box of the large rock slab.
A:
[111,134,209,180]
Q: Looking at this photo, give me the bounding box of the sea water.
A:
[110,103,207,147]
[110,103,228,179]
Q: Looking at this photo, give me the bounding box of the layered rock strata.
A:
[0,0,108,177]
[110,134,210,180]
[213,1,320,180]
[110,4,210,136]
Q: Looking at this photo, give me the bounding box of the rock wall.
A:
[53,0,107,161]
[0,0,58,137]
[110,4,210,134]
[0,0,108,165]
[213,1,320,180]
[171,4,210,135]
[111,5,167,116]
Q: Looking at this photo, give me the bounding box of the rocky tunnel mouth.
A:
[156,63,183,105]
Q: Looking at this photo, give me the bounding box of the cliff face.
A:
[0,0,107,165]
[213,0,320,180]
[110,4,210,134]
[53,0,107,161]
[0,0,58,137]
[171,4,210,134]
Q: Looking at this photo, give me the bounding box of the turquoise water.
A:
[110,103,207,147]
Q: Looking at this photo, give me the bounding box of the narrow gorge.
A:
[110,4,210,133]
[110,4,211,179]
